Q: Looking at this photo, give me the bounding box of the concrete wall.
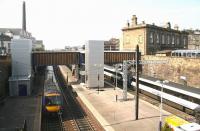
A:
[142,55,200,88]
[9,79,31,96]
[11,39,32,77]
[9,39,32,96]
[85,40,104,88]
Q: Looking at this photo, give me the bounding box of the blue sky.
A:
[0,0,199,49]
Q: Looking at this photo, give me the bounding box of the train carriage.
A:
[104,64,200,121]
[171,50,200,58]
[43,66,63,114]
[163,115,200,131]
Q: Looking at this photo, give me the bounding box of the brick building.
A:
[121,15,188,55]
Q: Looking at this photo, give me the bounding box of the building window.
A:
[172,35,175,45]
[183,37,186,48]
[162,34,165,44]
[137,35,143,44]
[156,33,159,44]
[150,32,154,43]
[125,35,130,44]
[177,36,180,45]
[167,35,170,44]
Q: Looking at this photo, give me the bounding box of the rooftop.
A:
[122,15,188,34]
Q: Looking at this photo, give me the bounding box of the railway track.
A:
[55,66,104,131]
[42,112,63,131]
[104,79,196,122]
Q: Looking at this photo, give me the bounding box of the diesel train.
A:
[43,66,63,114]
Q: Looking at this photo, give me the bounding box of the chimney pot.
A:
[131,15,137,26]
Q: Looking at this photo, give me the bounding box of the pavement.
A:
[60,66,171,131]
[0,72,43,131]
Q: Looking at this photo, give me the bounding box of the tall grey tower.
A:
[22,1,26,31]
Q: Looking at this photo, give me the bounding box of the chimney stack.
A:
[165,22,171,29]
[142,21,145,24]
[126,20,130,28]
[22,1,26,31]
[131,15,137,26]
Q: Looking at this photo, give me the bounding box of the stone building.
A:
[121,15,188,55]
[0,33,12,55]
[186,29,200,49]
[104,38,120,51]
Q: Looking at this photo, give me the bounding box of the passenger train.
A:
[104,65,200,119]
[171,50,200,58]
[43,66,63,114]
[104,65,132,87]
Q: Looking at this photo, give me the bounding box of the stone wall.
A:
[142,55,200,88]
[0,56,11,97]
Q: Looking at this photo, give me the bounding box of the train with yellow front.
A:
[43,66,63,114]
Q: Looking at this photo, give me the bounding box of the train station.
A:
[0,1,200,131]
[1,38,200,130]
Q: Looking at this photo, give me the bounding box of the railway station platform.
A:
[72,84,171,131]
[0,72,43,131]
[60,66,171,131]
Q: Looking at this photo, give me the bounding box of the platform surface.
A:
[60,66,171,131]
[0,96,42,131]
[0,73,43,131]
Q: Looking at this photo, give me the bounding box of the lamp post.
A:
[94,64,102,94]
[115,64,121,102]
[156,80,169,131]
[97,65,100,94]
[66,72,68,85]
[85,70,87,86]
[115,64,118,90]
[16,61,19,89]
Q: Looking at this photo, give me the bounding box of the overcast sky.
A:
[0,0,200,49]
